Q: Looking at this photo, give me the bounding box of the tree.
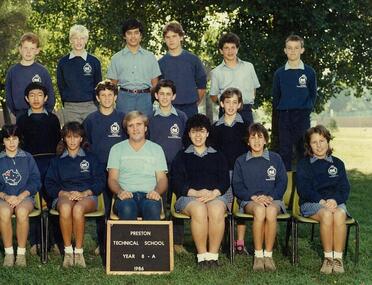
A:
[0,0,31,124]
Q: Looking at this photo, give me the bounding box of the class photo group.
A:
[2,18,353,275]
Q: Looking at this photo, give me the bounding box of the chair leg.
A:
[310,224,315,241]
[344,224,351,258]
[293,220,298,264]
[284,219,291,256]
[39,215,44,264]
[229,214,234,264]
[43,211,49,263]
[355,221,360,264]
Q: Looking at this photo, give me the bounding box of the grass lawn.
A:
[0,128,371,284]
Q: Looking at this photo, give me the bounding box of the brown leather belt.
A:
[120,87,151,94]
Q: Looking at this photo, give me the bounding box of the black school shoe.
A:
[208,260,219,269]
[197,260,209,269]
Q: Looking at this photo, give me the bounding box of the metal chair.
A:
[292,190,360,264]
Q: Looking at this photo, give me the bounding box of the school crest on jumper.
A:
[297,74,307,88]
[328,165,338,177]
[108,122,121,137]
[168,123,181,139]
[266,166,276,181]
[32,74,42,83]
[83,63,92,75]
[2,169,22,186]
[80,160,90,172]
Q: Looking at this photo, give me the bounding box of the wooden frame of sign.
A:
[106,220,174,275]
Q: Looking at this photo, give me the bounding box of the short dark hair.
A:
[304,125,333,157]
[162,21,185,37]
[285,34,304,48]
[184,114,211,147]
[247,123,269,150]
[218,32,240,50]
[0,124,23,150]
[220,87,243,111]
[95,80,118,97]
[122,19,144,35]
[24,82,48,98]
[154,79,176,95]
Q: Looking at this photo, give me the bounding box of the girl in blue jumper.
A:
[45,122,104,268]
[171,114,230,268]
[296,125,350,274]
[0,124,41,267]
[233,123,287,272]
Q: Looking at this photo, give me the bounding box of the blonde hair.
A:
[123,111,149,130]
[69,24,89,40]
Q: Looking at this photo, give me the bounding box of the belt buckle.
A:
[132,89,138,94]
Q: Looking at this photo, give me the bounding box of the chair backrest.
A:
[292,189,301,217]
[283,171,295,210]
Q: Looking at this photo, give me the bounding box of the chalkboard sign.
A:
[106,220,174,275]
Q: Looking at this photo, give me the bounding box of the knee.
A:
[190,204,208,222]
[15,208,30,221]
[116,199,137,220]
[72,204,85,219]
[142,200,161,220]
[58,203,72,218]
[252,205,266,222]
[333,209,346,226]
[207,203,225,221]
[265,206,278,222]
[0,206,12,221]
[319,210,333,226]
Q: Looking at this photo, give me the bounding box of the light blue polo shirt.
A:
[107,47,161,90]
[107,139,167,193]
[210,58,260,104]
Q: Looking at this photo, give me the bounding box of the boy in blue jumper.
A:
[272,34,317,170]
[233,123,287,272]
[210,87,248,254]
[296,125,350,274]
[57,25,102,123]
[6,33,55,119]
[17,82,61,255]
[0,124,41,267]
[83,79,126,253]
[159,21,207,118]
[148,79,187,253]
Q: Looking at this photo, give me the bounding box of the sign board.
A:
[106,220,174,275]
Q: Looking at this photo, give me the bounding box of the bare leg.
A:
[206,200,226,253]
[183,201,208,254]
[237,224,247,241]
[333,208,347,252]
[14,199,34,248]
[310,208,333,252]
[0,202,14,248]
[245,202,266,250]
[72,198,97,249]
[264,204,280,252]
[57,197,75,247]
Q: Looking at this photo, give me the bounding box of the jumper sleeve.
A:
[88,154,105,196]
[170,152,189,198]
[56,59,66,103]
[272,70,281,109]
[5,70,16,115]
[45,158,62,200]
[232,158,252,201]
[25,155,41,196]
[44,69,55,112]
[296,159,323,203]
[272,155,288,200]
[194,58,207,89]
[333,161,350,205]
[216,153,229,195]
[308,68,317,109]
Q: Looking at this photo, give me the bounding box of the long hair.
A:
[56,122,88,155]
[304,125,333,157]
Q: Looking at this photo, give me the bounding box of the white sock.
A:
[197,253,207,262]
[324,251,333,258]
[17,247,26,255]
[74,248,84,254]
[255,249,264,258]
[4,247,14,255]
[264,250,272,258]
[64,245,73,254]
[333,251,343,259]
[205,252,219,261]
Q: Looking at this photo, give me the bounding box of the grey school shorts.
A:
[52,195,98,210]
[300,202,349,217]
[239,199,286,214]
[175,195,228,213]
